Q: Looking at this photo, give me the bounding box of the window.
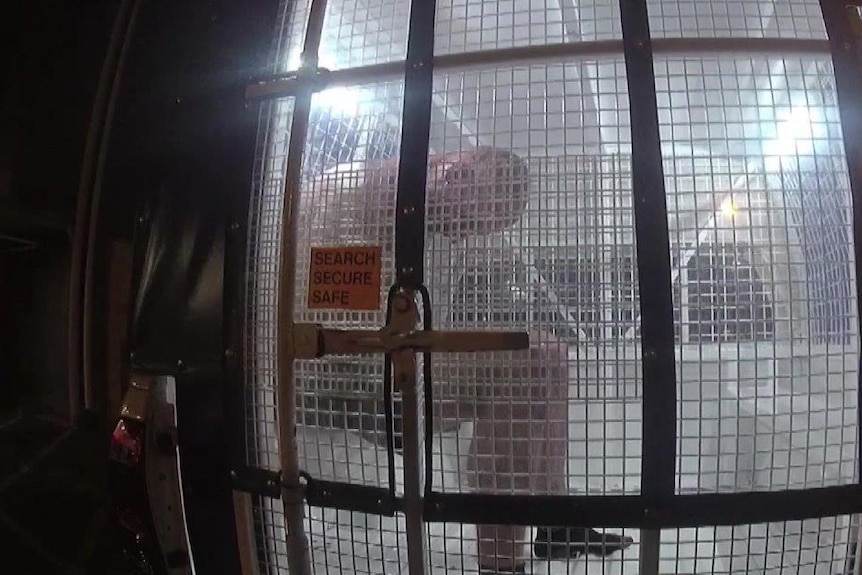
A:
[675,243,774,343]
[453,244,773,345]
[535,249,638,342]
[304,107,401,176]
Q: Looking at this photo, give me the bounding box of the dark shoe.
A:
[534,527,634,559]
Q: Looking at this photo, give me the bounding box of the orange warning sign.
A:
[307,246,383,310]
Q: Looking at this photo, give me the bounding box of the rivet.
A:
[224,348,235,359]
[176,359,185,370]
[412,60,425,69]
[401,206,416,215]
[400,266,414,276]
[175,97,183,105]
[230,221,240,231]
[230,470,238,480]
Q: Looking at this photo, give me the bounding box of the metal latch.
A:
[292,291,529,362]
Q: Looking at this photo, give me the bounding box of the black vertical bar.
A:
[618,0,677,503]
[224,99,259,478]
[818,0,862,484]
[393,2,437,572]
[394,0,437,289]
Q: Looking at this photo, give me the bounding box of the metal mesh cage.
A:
[242,0,861,573]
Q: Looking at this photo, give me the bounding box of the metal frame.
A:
[274,1,329,574]
[618,0,676,573]
[394,0,437,571]
[819,0,862,482]
[239,0,862,572]
[69,0,143,422]
[246,38,832,102]
[393,0,437,290]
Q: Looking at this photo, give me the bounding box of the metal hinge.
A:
[230,467,282,499]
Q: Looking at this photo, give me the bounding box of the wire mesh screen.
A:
[425,59,640,507]
[246,96,294,472]
[433,0,622,54]
[425,523,641,574]
[293,82,404,488]
[253,496,410,574]
[243,0,862,573]
[659,516,859,574]
[646,0,827,39]
[317,0,410,69]
[305,508,408,574]
[271,0,312,73]
[653,54,859,494]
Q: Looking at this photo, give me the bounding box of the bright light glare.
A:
[720,198,739,218]
[766,106,817,157]
[314,86,362,116]
[285,46,338,71]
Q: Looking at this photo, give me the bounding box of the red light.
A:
[110,420,143,466]
[117,507,147,534]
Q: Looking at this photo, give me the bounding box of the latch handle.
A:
[292,323,530,358]
[403,330,529,353]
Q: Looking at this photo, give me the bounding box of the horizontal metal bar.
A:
[651,37,830,57]
[434,39,624,71]
[426,485,862,528]
[246,62,404,100]
[230,466,281,499]
[245,37,831,101]
[304,478,400,516]
[245,41,623,100]
[427,493,650,527]
[239,478,862,528]
[234,469,862,528]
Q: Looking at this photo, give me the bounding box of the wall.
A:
[0,1,118,418]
